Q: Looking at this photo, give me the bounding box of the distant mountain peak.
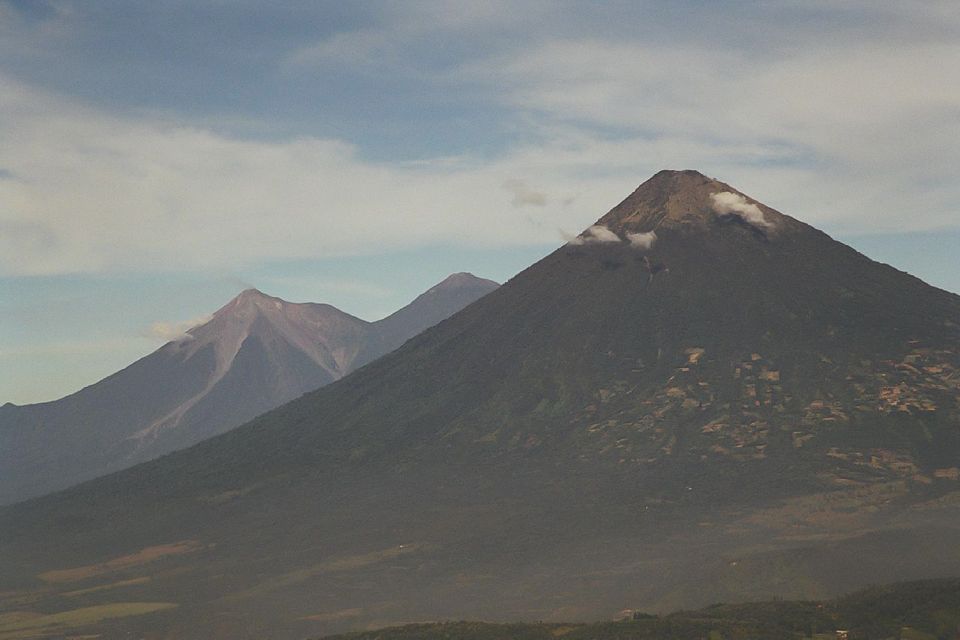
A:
[230,287,281,307]
[205,288,295,327]
[430,272,498,292]
[0,273,498,504]
[594,169,791,236]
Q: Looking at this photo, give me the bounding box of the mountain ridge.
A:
[2,171,960,639]
[0,273,499,504]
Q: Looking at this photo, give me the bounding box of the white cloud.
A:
[710,192,773,230]
[585,225,620,243]
[565,224,620,245]
[626,231,657,250]
[145,314,213,343]
[284,2,538,72]
[0,74,637,276]
[3,4,960,278]
[461,33,960,234]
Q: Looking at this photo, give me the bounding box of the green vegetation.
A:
[62,576,151,597]
[0,602,176,639]
[321,579,960,640]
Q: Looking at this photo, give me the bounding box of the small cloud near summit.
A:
[627,230,657,250]
[564,224,621,245]
[145,314,213,343]
[563,226,657,250]
[710,192,773,229]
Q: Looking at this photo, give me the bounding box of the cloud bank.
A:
[0,75,642,277]
[2,3,959,277]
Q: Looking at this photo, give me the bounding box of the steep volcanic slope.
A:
[361,272,502,366]
[2,171,960,640]
[0,274,498,504]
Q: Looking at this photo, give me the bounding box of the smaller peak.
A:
[438,272,486,286]
[233,288,285,305]
[237,287,268,299]
[431,272,500,292]
[219,288,286,315]
[649,169,712,181]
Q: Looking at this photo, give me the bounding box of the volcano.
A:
[2,171,959,639]
[0,273,497,504]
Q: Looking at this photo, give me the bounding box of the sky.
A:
[2,0,959,404]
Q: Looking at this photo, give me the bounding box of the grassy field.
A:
[319,579,960,640]
[0,602,176,640]
[62,576,152,598]
[36,540,204,584]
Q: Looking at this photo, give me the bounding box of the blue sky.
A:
[2,1,959,404]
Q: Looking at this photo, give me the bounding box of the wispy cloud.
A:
[144,314,212,343]
[2,3,959,280]
[0,74,642,276]
[285,29,391,68]
[503,179,547,207]
[461,28,960,234]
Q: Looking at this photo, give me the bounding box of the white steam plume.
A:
[146,314,213,343]
[710,192,773,229]
[626,230,657,250]
[585,225,621,242]
[564,224,621,245]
